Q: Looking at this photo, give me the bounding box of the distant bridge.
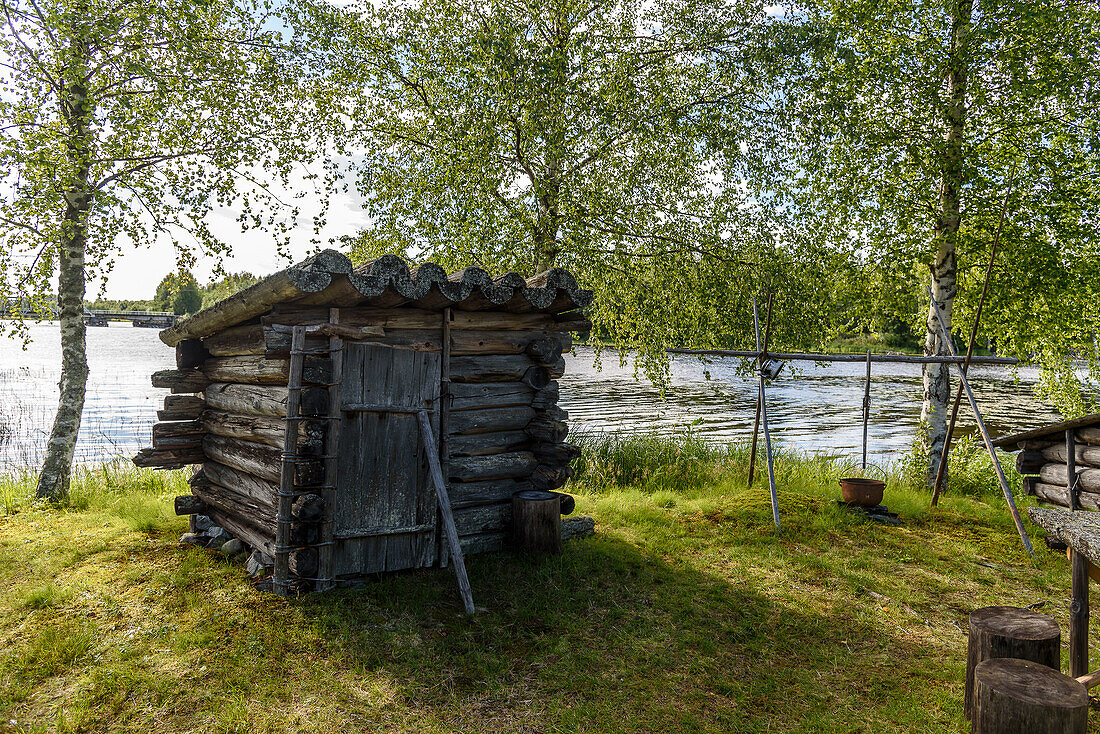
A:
[2,305,180,328]
[83,309,180,328]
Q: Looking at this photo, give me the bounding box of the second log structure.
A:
[993,414,1100,513]
[134,250,593,592]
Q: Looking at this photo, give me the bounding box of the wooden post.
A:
[931,170,1014,505]
[926,285,1033,556]
[438,308,452,566]
[512,490,563,553]
[973,658,1087,734]
[862,349,871,470]
[752,298,781,531]
[417,409,475,615]
[315,308,342,592]
[746,293,773,488]
[1067,428,1078,512]
[1070,549,1089,678]
[965,606,1060,719]
[273,325,306,596]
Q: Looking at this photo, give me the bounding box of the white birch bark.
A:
[36,65,93,502]
[921,0,971,488]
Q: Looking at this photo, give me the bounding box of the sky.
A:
[90,175,371,301]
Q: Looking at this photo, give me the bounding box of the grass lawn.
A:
[0,436,1094,733]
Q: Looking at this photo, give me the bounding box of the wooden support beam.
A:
[1071,549,1090,678]
[417,410,475,615]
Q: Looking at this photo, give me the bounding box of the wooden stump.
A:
[512,490,562,553]
[973,658,1087,734]
[965,606,1060,719]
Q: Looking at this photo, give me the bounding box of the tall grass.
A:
[571,430,1020,502]
[0,460,187,531]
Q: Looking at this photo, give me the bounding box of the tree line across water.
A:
[85,272,259,316]
[1,0,1097,500]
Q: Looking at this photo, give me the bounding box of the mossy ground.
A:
[0,440,1095,733]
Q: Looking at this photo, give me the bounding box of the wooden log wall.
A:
[1015,427,1100,513]
[137,306,591,584]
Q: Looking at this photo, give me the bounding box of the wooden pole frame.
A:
[927,285,1033,556]
[862,350,871,470]
[752,297,781,530]
[747,292,774,488]
[931,169,1015,505]
[669,349,1016,365]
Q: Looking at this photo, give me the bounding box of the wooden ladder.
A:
[273,313,343,595]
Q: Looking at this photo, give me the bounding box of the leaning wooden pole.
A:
[752,298,781,530]
[927,285,1033,556]
[417,410,475,615]
[747,292,774,488]
[931,170,1015,505]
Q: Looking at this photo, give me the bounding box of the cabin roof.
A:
[992,412,1100,450]
[159,250,593,347]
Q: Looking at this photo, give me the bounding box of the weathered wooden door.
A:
[335,343,441,575]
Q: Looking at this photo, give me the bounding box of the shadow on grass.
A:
[290,533,948,732]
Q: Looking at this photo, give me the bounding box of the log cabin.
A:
[133,249,593,594]
[993,414,1100,512]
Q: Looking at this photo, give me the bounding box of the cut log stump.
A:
[965,606,1061,719]
[512,490,562,553]
[973,658,1087,734]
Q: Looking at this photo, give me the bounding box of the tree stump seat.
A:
[965,606,1061,719]
[973,658,1087,734]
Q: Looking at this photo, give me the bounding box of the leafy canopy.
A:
[0,0,335,334]
[762,0,1100,413]
[301,0,860,380]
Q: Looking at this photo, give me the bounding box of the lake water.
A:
[0,321,1063,473]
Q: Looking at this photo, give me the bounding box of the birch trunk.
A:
[37,72,93,502]
[921,0,971,488]
[533,159,562,273]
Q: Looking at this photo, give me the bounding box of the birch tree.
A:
[763,0,1100,484]
[0,0,330,501]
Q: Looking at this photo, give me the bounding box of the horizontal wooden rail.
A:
[669,349,1018,365]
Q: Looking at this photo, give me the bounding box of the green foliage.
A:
[172,273,202,315]
[304,0,856,381]
[761,0,1100,414]
[0,0,335,336]
[199,271,258,309]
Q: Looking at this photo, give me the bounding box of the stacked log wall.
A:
[1015,427,1100,512]
[137,305,589,584]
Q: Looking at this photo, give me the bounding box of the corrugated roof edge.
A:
[159,249,593,347]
